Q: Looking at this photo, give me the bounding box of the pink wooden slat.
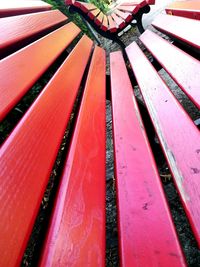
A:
[120,0,146,7]
[0,0,52,17]
[74,1,97,13]
[101,15,109,31]
[166,1,200,19]
[0,23,81,122]
[0,35,93,267]
[126,41,200,247]
[88,8,101,19]
[107,15,118,32]
[0,10,67,52]
[110,50,186,267]
[114,9,133,22]
[118,4,139,13]
[140,30,200,109]
[39,46,106,267]
[95,12,104,26]
[111,13,126,29]
[152,14,200,50]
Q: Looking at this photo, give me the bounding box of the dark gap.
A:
[21,45,95,267]
[106,56,119,267]
[0,34,82,145]
[0,20,69,60]
[159,69,200,122]
[123,52,200,267]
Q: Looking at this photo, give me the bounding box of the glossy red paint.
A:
[0,23,81,122]
[39,46,106,267]
[0,36,93,267]
[126,41,200,247]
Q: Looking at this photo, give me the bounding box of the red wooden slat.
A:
[101,15,109,31]
[126,41,200,247]
[39,46,106,267]
[118,4,139,13]
[107,15,118,32]
[111,13,126,29]
[0,23,81,122]
[0,10,67,53]
[110,50,186,267]
[140,30,200,109]
[166,1,200,19]
[152,14,200,50]
[88,8,101,19]
[0,35,93,267]
[0,0,52,17]
[114,9,132,22]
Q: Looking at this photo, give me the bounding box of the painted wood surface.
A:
[95,12,104,26]
[39,46,106,267]
[126,41,200,247]
[0,0,52,17]
[74,1,97,13]
[0,10,67,53]
[0,36,93,267]
[107,15,118,32]
[140,30,200,109]
[121,0,146,8]
[110,50,186,267]
[101,15,108,31]
[166,1,200,19]
[111,13,126,28]
[114,9,132,22]
[0,23,80,122]
[118,5,139,13]
[88,8,101,19]
[152,14,200,50]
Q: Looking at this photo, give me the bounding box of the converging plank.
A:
[140,30,200,109]
[110,51,186,267]
[0,10,67,53]
[0,35,93,267]
[0,23,81,122]
[39,46,106,267]
[152,14,200,50]
[126,42,200,247]
[0,0,52,17]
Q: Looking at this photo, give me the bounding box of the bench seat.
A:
[0,1,200,267]
[166,0,200,20]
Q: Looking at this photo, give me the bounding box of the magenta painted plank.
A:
[140,30,200,109]
[0,0,52,17]
[0,10,67,52]
[126,41,200,247]
[110,51,186,267]
[152,14,200,50]
[0,35,93,267]
[0,23,81,122]
[39,46,106,267]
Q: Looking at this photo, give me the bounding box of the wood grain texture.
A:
[0,35,93,267]
[152,14,200,49]
[0,10,67,52]
[39,46,106,267]
[0,0,52,17]
[126,41,200,247]
[0,23,81,122]
[166,1,200,19]
[110,50,186,267]
[140,30,200,109]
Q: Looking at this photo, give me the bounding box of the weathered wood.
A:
[152,14,200,50]
[126,41,200,247]
[140,30,200,109]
